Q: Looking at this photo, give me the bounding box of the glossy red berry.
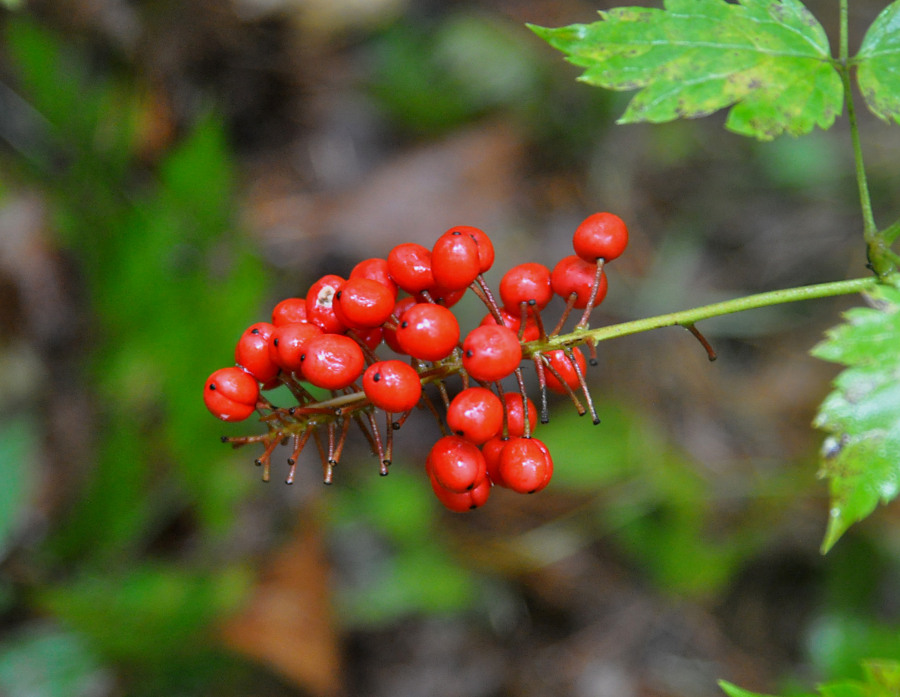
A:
[502,392,538,438]
[498,437,553,494]
[420,284,467,308]
[431,229,481,291]
[480,309,540,343]
[353,326,384,352]
[461,324,522,382]
[235,322,280,384]
[456,225,494,273]
[481,436,508,487]
[306,274,347,334]
[387,243,434,294]
[446,387,504,445]
[300,333,365,390]
[334,277,395,329]
[362,360,422,413]
[271,297,308,326]
[550,255,608,309]
[204,367,260,422]
[499,262,553,313]
[269,322,323,373]
[573,212,629,262]
[430,473,491,512]
[427,435,488,493]
[395,303,460,362]
[543,347,587,394]
[350,257,399,299]
[383,296,417,354]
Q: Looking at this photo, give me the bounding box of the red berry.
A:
[395,303,460,362]
[235,322,280,384]
[543,347,587,394]
[353,326,384,352]
[427,435,488,493]
[502,392,538,438]
[271,297,308,326]
[420,284,467,308]
[456,225,494,273]
[306,274,347,334]
[498,437,553,494]
[269,322,323,373]
[481,436,508,487]
[550,255,608,309]
[446,387,504,445]
[387,243,434,294]
[430,474,491,512]
[204,367,260,422]
[480,309,540,343]
[334,277,395,329]
[573,212,629,262]
[461,324,522,382]
[431,229,481,291]
[362,360,422,413]
[383,296,417,354]
[499,262,553,313]
[350,257,399,299]
[300,333,365,390]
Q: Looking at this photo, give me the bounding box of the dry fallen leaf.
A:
[220,519,343,697]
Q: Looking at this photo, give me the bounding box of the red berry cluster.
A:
[204,212,629,511]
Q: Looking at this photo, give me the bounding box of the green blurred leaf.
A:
[721,659,900,697]
[855,1,900,125]
[529,0,843,140]
[719,681,783,697]
[0,415,37,560]
[0,624,109,697]
[540,404,760,596]
[369,12,543,134]
[330,468,479,626]
[811,276,900,553]
[40,564,250,665]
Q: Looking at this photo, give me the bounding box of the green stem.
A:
[532,276,879,353]
[839,0,848,64]
[838,0,892,277]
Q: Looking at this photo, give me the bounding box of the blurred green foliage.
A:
[2,3,900,697]
[1,13,269,693]
[368,11,546,135]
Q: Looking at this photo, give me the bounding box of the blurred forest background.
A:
[1,0,900,695]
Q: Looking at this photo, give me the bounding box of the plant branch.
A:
[531,276,879,354]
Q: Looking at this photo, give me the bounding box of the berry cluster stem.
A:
[277,275,878,422]
[529,275,879,356]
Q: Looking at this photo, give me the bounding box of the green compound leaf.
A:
[811,276,900,553]
[529,0,843,140]
[855,0,900,124]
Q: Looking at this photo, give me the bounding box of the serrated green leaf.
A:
[811,276,900,552]
[529,0,843,140]
[855,0,900,124]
